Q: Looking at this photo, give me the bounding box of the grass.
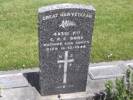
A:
[0,0,133,70]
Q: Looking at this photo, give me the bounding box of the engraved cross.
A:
[57,51,74,84]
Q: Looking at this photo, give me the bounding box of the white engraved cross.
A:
[57,51,74,84]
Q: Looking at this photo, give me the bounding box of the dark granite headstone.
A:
[38,3,95,96]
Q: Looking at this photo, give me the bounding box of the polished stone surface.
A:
[38,3,95,95]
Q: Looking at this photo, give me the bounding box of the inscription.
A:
[42,12,92,21]
[56,84,74,89]
[43,30,90,52]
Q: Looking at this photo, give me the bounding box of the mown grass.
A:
[0,0,133,70]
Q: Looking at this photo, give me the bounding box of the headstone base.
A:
[40,92,94,100]
[0,60,133,100]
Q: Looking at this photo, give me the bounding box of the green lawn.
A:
[0,0,133,70]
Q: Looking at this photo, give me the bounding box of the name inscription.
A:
[43,31,90,52]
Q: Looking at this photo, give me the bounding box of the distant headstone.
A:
[38,3,95,96]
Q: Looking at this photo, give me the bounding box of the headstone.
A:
[38,3,95,96]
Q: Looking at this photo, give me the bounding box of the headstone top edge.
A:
[38,3,95,13]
